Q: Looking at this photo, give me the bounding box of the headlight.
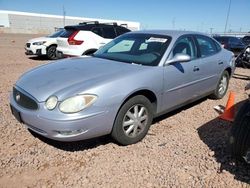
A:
[45,96,58,110]
[59,95,97,113]
[33,41,46,45]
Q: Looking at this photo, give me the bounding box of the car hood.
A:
[16,57,149,102]
[27,37,54,43]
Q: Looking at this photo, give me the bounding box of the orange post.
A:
[219,91,235,122]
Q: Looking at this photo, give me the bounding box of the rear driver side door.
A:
[194,35,224,95]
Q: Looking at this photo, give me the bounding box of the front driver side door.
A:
[161,35,200,112]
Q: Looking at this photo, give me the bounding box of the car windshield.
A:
[48,29,65,38]
[93,33,171,66]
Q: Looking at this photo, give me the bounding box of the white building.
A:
[0,10,140,34]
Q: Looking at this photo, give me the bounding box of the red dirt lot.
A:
[0,33,249,188]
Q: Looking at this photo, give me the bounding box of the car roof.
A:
[130,30,206,38]
[64,23,130,31]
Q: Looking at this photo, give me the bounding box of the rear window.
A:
[60,29,76,38]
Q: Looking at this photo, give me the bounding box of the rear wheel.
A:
[82,49,97,56]
[210,71,229,99]
[47,45,57,60]
[229,100,250,164]
[111,95,153,145]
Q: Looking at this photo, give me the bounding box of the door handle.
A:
[218,61,224,65]
[193,66,200,72]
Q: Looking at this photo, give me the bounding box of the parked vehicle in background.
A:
[229,83,250,164]
[235,45,250,68]
[10,30,235,145]
[242,35,250,45]
[213,36,246,56]
[56,21,131,58]
[25,29,64,60]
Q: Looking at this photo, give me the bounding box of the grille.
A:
[27,125,47,135]
[13,87,38,110]
[26,43,31,47]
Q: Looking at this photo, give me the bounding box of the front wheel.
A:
[111,95,153,145]
[47,45,57,60]
[210,71,229,99]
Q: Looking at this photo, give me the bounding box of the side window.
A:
[108,40,134,53]
[172,36,196,59]
[196,35,218,57]
[102,27,116,39]
[91,27,103,37]
[115,27,129,36]
[229,37,242,45]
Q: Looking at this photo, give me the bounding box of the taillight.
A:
[68,31,84,45]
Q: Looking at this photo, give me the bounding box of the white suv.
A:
[56,22,130,57]
[25,29,64,60]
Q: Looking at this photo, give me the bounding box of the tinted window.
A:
[48,29,65,38]
[60,29,75,38]
[229,37,244,45]
[102,27,116,39]
[115,27,130,36]
[92,27,103,37]
[196,35,218,57]
[172,36,196,59]
[214,37,228,44]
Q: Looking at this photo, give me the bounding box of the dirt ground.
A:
[0,33,249,188]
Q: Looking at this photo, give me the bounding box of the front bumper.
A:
[10,92,114,142]
[25,44,47,56]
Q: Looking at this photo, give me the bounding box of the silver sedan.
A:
[10,30,235,145]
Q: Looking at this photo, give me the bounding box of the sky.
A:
[0,0,249,33]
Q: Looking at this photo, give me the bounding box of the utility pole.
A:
[224,0,232,33]
[63,5,66,27]
[172,17,175,29]
[210,28,214,35]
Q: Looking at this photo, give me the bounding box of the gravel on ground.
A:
[0,34,249,188]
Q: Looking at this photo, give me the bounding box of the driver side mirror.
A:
[165,53,191,65]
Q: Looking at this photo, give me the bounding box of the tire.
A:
[47,45,57,60]
[229,100,250,164]
[111,95,153,145]
[210,71,229,99]
[242,60,250,69]
[82,49,97,56]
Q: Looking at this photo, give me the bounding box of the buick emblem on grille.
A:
[16,93,21,102]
